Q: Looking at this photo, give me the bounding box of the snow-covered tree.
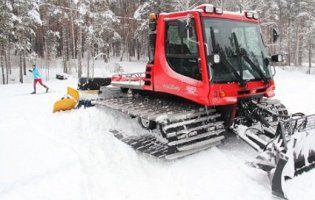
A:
[0,0,314,84]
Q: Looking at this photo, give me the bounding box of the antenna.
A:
[239,3,244,13]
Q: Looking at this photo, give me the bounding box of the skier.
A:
[29,64,49,94]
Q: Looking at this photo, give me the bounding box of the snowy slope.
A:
[0,66,314,200]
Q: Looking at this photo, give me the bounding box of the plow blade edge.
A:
[261,114,315,199]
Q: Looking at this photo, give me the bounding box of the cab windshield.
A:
[203,18,271,83]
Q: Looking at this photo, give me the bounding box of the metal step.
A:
[166,121,224,138]
[143,108,196,123]
[158,109,214,123]
[141,109,176,120]
[162,114,221,130]
[109,129,224,160]
[164,143,215,160]
[176,135,224,151]
[168,129,225,146]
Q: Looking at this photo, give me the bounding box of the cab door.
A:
[153,12,210,105]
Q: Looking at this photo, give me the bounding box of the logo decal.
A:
[186,86,197,95]
[163,84,180,92]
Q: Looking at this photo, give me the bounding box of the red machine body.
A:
[106,7,315,198]
[111,6,275,108]
[105,4,315,198]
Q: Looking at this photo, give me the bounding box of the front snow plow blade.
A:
[255,114,315,199]
[53,98,77,113]
[53,87,79,113]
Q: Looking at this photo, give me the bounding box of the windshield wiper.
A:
[231,32,269,84]
[231,32,243,78]
[241,48,269,84]
[210,28,246,87]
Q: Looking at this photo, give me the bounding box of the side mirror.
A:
[271,65,276,77]
[205,43,210,56]
[271,54,283,62]
[272,28,279,43]
[210,54,220,64]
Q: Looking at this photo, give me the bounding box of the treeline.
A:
[0,0,314,84]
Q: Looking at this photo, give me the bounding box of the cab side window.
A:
[165,19,201,80]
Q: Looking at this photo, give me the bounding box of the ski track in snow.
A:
[0,67,315,200]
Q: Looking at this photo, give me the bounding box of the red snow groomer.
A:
[94,4,315,198]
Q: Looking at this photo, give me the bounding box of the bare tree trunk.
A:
[19,53,23,83]
[86,42,91,78]
[46,59,50,81]
[77,26,82,78]
[44,42,51,81]
[308,33,312,74]
[91,44,95,77]
[23,52,26,75]
[294,20,300,66]
[287,20,292,66]
[120,33,129,61]
[107,43,110,62]
[278,2,283,54]
[4,48,8,84]
[0,45,5,84]
[70,7,76,59]
[43,5,50,81]
[298,35,303,66]
[128,40,135,58]
[7,44,12,74]
[63,57,67,73]
[136,40,140,61]
[70,7,77,72]
[113,43,118,57]
[65,23,71,74]
[103,46,108,63]
[62,9,68,74]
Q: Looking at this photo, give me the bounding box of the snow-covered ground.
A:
[0,64,314,200]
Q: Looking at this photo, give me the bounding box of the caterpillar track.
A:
[96,94,226,160]
[89,87,315,199]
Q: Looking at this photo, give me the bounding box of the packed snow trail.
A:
[0,68,315,200]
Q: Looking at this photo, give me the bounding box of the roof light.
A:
[204,4,223,14]
[149,13,157,21]
[245,11,259,20]
[245,11,254,18]
[215,8,223,14]
[253,13,259,20]
[204,4,215,13]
